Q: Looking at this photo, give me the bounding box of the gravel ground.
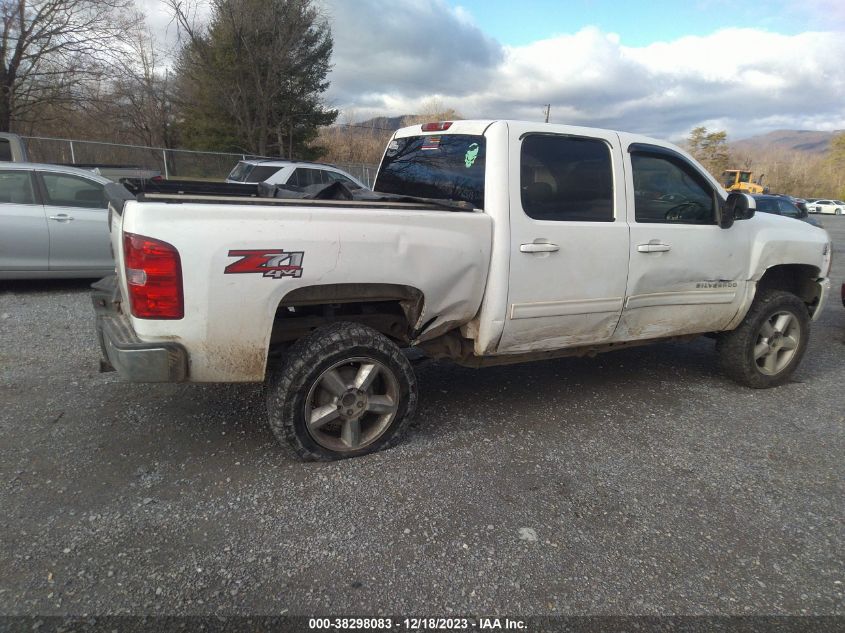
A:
[1,217,843,618]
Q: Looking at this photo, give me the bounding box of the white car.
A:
[0,163,113,279]
[226,159,367,190]
[808,199,844,215]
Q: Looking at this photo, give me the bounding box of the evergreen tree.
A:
[172,0,337,157]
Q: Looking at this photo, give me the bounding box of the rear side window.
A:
[0,139,11,162]
[243,165,282,183]
[0,170,35,204]
[520,135,614,222]
[40,173,106,209]
[376,134,486,209]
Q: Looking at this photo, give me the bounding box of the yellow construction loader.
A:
[722,169,767,194]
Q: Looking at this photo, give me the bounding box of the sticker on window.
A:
[421,136,441,150]
[465,143,480,168]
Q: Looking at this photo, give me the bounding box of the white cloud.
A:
[136,0,845,140]
[320,1,845,140]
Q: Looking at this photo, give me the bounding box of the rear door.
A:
[497,126,630,353]
[616,142,749,341]
[0,169,47,272]
[37,171,112,271]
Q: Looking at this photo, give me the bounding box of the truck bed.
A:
[107,185,493,382]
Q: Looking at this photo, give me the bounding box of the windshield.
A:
[375,134,486,209]
[227,161,252,182]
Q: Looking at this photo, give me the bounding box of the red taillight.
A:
[123,232,183,319]
[421,121,453,132]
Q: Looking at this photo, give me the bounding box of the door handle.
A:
[637,242,671,253]
[49,214,75,222]
[520,242,560,253]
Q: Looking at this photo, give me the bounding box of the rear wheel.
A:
[267,322,418,460]
[716,290,810,388]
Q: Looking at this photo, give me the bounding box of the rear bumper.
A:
[92,276,188,382]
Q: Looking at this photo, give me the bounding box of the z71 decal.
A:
[225,249,304,279]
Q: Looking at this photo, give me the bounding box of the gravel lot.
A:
[1,217,843,618]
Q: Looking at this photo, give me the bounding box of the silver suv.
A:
[226,159,367,189]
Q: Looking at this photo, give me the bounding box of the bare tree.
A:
[0,0,138,132]
[108,26,177,149]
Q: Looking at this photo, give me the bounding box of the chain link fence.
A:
[22,136,379,187]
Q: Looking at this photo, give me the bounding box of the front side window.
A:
[520,135,614,222]
[41,173,106,209]
[777,199,800,217]
[0,170,35,204]
[290,168,326,187]
[325,171,362,189]
[631,153,715,224]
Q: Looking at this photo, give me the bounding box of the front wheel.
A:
[716,290,810,388]
[267,322,418,460]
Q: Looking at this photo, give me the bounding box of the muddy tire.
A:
[716,290,810,388]
[267,322,418,460]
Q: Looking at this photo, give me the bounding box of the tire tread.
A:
[716,289,810,388]
[266,322,418,460]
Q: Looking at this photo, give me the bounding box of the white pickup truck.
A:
[93,120,833,460]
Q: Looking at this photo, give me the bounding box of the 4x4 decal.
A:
[225,249,304,279]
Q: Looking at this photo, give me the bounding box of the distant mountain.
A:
[348,115,407,131]
[730,129,841,156]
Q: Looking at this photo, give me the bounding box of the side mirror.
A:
[721,192,756,228]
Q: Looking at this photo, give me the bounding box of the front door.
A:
[615,142,749,341]
[497,126,630,353]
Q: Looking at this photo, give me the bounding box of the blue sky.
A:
[446,0,830,46]
[139,0,845,139]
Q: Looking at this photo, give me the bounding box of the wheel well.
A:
[269,283,424,351]
[756,264,822,313]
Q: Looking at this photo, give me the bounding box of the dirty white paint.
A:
[110,120,832,383]
[116,201,492,381]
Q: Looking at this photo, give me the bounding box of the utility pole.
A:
[543,104,551,123]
